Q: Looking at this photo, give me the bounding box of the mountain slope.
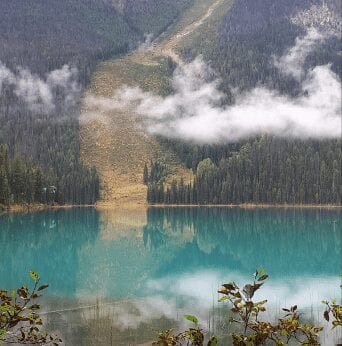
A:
[0,0,193,205]
[80,0,230,206]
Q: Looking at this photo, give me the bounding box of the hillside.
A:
[80,0,230,206]
[81,0,340,206]
[0,0,192,205]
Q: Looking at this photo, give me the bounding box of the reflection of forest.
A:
[143,208,342,276]
[0,208,100,294]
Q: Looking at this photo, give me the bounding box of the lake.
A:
[0,207,341,345]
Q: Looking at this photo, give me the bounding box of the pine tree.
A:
[0,166,9,205]
[143,163,149,184]
[10,156,26,203]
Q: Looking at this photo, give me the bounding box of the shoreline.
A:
[1,202,341,215]
[0,204,95,215]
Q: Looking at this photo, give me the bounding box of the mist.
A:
[85,29,341,144]
[0,63,80,113]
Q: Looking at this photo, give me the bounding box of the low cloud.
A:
[273,28,326,80]
[84,29,341,143]
[0,63,80,113]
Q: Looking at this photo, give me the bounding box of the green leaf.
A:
[0,328,7,338]
[291,305,297,312]
[257,268,265,276]
[256,300,267,306]
[183,314,198,324]
[218,296,228,302]
[332,321,340,328]
[37,284,49,291]
[245,301,254,309]
[323,310,329,322]
[222,283,235,290]
[207,336,218,346]
[29,304,41,310]
[29,271,39,283]
[258,274,269,281]
[280,328,287,336]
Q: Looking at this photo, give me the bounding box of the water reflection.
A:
[0,208,99,295]
[0,207,341,345]
[143,208,341,276]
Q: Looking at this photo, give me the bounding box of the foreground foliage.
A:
[154,270,341,345]
[0,272,61,345]
[323,299,342,329]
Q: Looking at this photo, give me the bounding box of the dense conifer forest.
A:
[146,137,341,205]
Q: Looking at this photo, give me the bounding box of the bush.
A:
[0,272,61,345]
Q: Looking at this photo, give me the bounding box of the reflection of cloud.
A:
[73,270,341,344]
[145,270,341,343]
[147,269,341,315]
[78,297,177,330]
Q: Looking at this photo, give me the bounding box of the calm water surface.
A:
[0,207,341,345]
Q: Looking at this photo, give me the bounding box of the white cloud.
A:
[0,62,80,113]
[273,28,326,80]
[84,28,341,143]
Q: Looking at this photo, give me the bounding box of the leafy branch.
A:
[218,269,322,345]
[0,272,61,345]
[153,314,218,346]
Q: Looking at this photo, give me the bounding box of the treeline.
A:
[0,144,99,207]
[146,136,341,205]
[158,137,243,171]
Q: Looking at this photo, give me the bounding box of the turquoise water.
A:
[0,207,341,345]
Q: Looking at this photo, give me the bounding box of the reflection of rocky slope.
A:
[98,208,147,240]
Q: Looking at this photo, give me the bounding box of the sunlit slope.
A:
[80,0,232,206]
